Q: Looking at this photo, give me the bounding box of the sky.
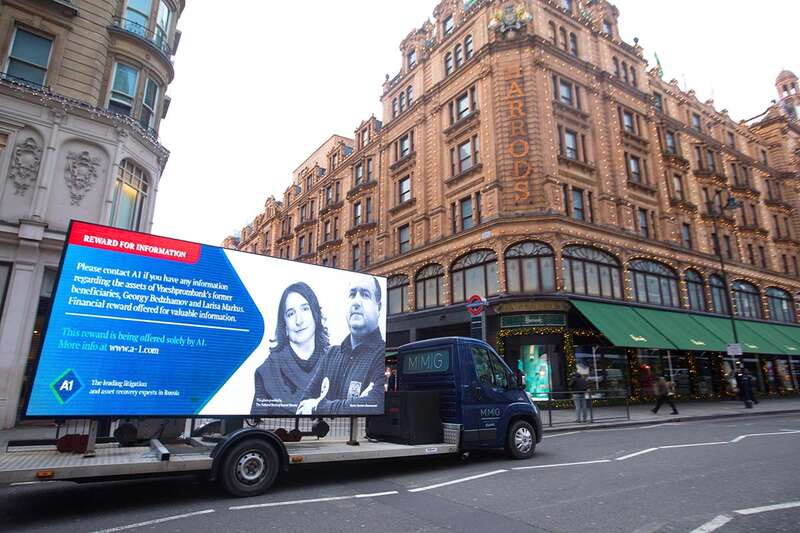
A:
[153,0,799,245]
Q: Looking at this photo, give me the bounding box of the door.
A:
[462,344,511,447]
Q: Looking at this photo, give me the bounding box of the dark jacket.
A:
[251,343,323,415]
[302,328,385,415]
[569,374,589,392]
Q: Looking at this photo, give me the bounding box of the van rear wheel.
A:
[220,438,279,497]
[506,420,536,459]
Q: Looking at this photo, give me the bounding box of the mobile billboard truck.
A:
[1,222,541,497]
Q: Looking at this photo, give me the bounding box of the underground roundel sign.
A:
[466,294,486,316]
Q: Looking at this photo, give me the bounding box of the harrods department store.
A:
[227,0,800,401]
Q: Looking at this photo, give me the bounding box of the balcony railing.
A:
[110,17,171,58]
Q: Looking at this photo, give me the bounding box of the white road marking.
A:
[734,501,800,515]
[659,441,727,449]
[408,469,507,493]
[355,490,399,498]
[10,481,56,486]
[616,447,658,461]
[730,430,800,443]
[543,431,581,438]
[513,459,611,470]
[92,509,215,533]
[689,514,732,533]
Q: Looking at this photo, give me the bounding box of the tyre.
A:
[506,420,536,459]
[220,438,280,497]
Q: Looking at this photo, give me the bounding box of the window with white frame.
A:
[415,264,444,310]
[388,275,409,315]
[398,176,411,203]
[628,259,679,308]
[449,86,477,124]
[767,287,795,323]
[733,280,761,319]
[685,270,706,311]
[140,78,159,130]
[4,28,53,86]
[505,241,555,294]
[125,0,152,36]
[450,250,498,303]
[109,62,139,116]
[562,246,623,299]
[450,135,479,175]
[109,159,149,230]
[443,15,454,36]
[155,0,172,49]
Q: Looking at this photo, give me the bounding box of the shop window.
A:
[766,287,795,323]
[562,246,622,300]
[451,249,498,303]
[732,280,761,319]
[627,259,679,308]
[415,264,444,310]
[710,274,729,315]
[17,268,56,419]
[109,159,149,231]
[387,275,409,315]
[685,269,706,311]
[574,346,628,396]
[505,241,555,294]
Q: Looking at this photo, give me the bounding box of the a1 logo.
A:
[50,369,83,404]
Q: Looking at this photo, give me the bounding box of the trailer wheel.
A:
[220,438,279,497]
[506,420,536,459]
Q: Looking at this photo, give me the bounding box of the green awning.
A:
[773,325,800,355]
[633,308,727,352]
[739,321,800,356]
[571,300,676,349]
[689,315,781,355]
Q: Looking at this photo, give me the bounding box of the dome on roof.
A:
[776,70,797,83]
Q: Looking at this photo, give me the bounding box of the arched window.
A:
[627,259,679,307]
[569,32,578,56]
[505,241,555,293]
[415,264,444,310]
[766,287,795,323]
[622,61,629,83]
[548,21,557,45]
[387,275,409,315]
[406,85,413,106]
[562,246,622,299]
[454,44,463,68]
[732,280,761,319]
[109,159,149,231]
[612,57,620,77]
[392,98,397,118]
[710,275,729,314]
[464,34,474,59]
[444,52,453,76]
[451,250,498,303]
[685,270,706,311]
[398,91,406,112]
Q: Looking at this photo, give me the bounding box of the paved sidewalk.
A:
[539,396,800,432]
[2,397,799,447]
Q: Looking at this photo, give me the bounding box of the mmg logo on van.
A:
[480,408,501,418]
[404,350,450,374]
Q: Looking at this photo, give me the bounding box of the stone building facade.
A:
[229,0,800,401]
[0,0,185,428]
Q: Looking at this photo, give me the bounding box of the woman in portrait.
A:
[251,282,330,415]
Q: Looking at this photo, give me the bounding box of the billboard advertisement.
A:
[25,222,387,417]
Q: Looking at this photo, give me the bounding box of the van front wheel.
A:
[506,420,536,459]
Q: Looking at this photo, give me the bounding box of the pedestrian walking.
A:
[735,366,756,408]
[569,372,589,423]
[651,376,679,415]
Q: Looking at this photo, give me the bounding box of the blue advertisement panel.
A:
[25,222,387,417]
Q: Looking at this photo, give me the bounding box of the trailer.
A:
[2,223,541,496]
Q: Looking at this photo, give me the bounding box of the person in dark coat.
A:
[251,282,329,415]
[735,366,756,408]
[297,276,385,415]
[569,372,589,423]
[651,376,679,415]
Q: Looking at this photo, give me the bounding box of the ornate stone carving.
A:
[488,3,532,38]
[64,150,101,205]
[7,137,43,195]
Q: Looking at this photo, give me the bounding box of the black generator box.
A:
[366,390,443,445]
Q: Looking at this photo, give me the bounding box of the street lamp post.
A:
[707,193,742,382]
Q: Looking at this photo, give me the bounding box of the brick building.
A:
[0,0,185,427]
[228,0,800,402]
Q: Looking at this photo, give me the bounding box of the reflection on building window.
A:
[387,275,408,315]
[450,249,498,303]
[109,159,149,230]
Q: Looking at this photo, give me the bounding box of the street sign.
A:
[466,294,486,316]
[726,343,742,356]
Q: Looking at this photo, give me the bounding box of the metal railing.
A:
[539,389,631,427]
[110,17,172,58]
